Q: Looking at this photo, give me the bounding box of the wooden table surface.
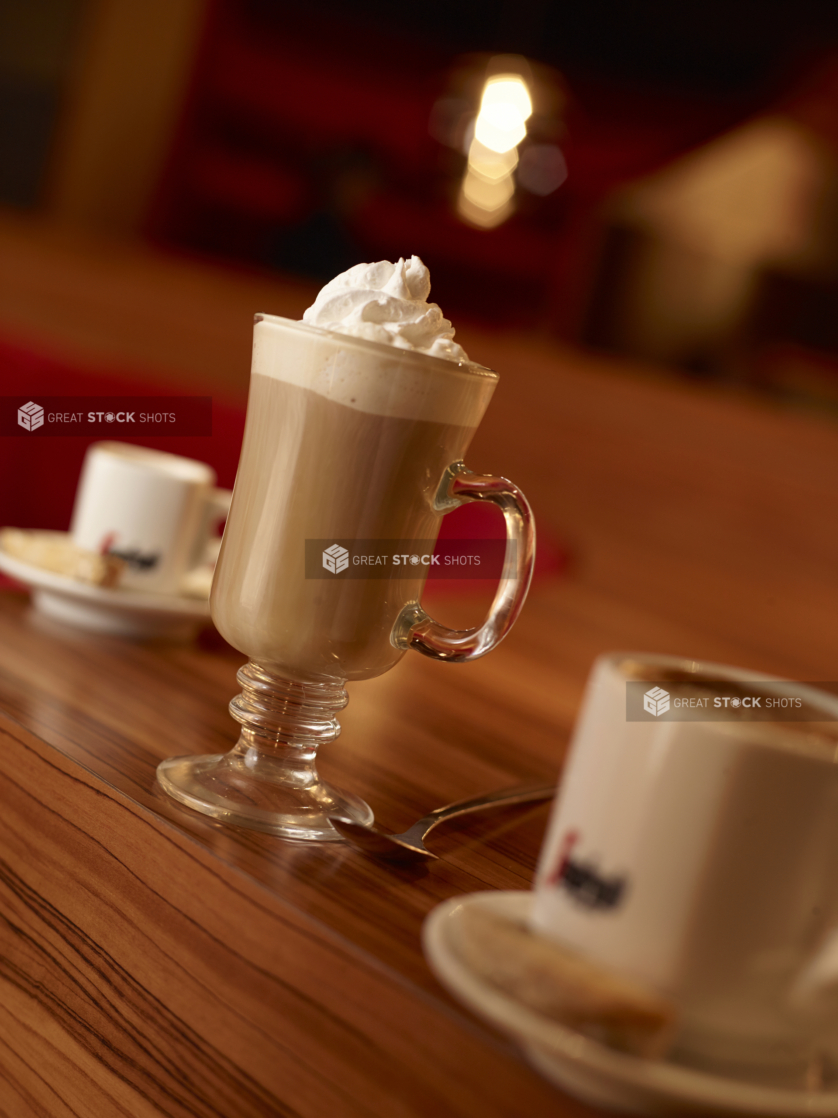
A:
[2,209,838,1117]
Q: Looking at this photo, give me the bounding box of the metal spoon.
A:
[329,782,554,862]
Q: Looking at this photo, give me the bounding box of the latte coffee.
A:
[158,263,535,844]
[211,315,498,680]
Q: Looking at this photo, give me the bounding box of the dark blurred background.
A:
[5,0,838,400]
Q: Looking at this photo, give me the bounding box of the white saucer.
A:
[422,891,838,1116]
[0,531,210,639]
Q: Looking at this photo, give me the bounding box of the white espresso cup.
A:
[70,442,232,595]
[530,653,838,1081]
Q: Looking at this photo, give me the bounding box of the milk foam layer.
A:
[302,256,469,363]
[252,314,496,425]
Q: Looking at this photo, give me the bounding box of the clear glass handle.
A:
[392,462,536,662]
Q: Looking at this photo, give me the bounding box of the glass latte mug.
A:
[157,316,535,840]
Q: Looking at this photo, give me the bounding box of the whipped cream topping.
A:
[302,256,469,364]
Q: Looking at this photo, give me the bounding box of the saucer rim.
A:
[422,890,838,1116]
[0,529,210,617]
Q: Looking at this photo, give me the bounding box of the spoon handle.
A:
[412,783,554,842]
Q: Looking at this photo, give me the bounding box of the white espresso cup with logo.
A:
[530,653,838,1083]
[70,442,232,594]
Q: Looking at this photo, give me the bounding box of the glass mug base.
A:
[155,753,373,840]
[156,661,373,840]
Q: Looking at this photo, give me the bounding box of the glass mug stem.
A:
[156,662,373,838]
[392,462,536,662]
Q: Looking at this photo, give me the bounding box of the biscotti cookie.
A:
[2,529,124,588]
[456,904,676,1058]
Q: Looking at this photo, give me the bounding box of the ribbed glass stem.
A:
[229,662,347,752]
[155,661,371,839]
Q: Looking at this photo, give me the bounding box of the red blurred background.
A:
[4,0,838,531]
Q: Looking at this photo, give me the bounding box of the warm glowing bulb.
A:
[455,72,531,226]
[473,115,526,155]
[473,74,532,154]
[480,75,533,120]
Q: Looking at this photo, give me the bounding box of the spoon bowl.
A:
[329,782,554,862]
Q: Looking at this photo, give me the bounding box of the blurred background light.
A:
[6,0,838,398]
[482,74,533,120]
[473,113,526,155]
[473,73,531,153]
[461,165,515,209]
[467,138,518,182]
[517,144,567,196]
[456,176,514,228]
[457,66,541,227]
